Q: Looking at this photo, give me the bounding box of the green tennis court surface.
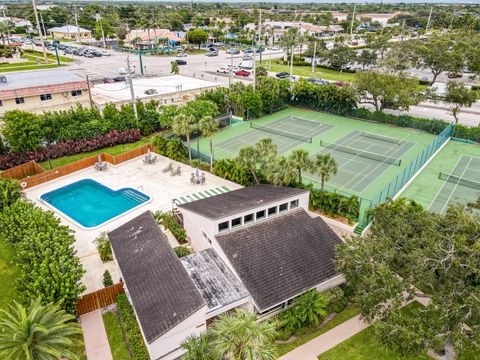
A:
[194,107,437,201]
[308,130,415,192]
[402,140,480,213]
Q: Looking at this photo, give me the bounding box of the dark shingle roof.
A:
[108,211,205,343]
[178,185,308,220]
[215,208,341,312]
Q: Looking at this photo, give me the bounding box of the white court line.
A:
[439,157,474,214]
[427,155,469,213]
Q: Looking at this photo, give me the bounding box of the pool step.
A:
[122,189,149,204]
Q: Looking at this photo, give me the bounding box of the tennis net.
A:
[438,172,480,190]
[319,140,402,166]
[250,122,312,143]
[360,131,401,144]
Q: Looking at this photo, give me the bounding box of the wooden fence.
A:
[1,145,152,189]
[76,282,125,316]
[0,160,45,180]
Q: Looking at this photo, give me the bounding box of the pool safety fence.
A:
[1,145,153,190]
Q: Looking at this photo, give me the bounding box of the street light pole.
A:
[350,5,356,38]
[312,41,317,73]
[31,0,48,63]
[126,56,138,120]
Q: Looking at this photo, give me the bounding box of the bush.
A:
[153,211,187,243]
[0,129,141,170]
[103,270,113,287]
[0,179,23,212]
[0,200,85,313]
[117,294,149,360]
[310,189,359,223]
[324,287,348,313]
[213,159,255,186]
[152,136,188,162]
[174,246,191,258]
[94,232,113,262]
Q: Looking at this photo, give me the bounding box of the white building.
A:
[109,185,344,360]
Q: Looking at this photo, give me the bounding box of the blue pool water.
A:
[40,179,150,229]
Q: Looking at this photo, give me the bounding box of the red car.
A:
[333,81,349,87]
[235,70,251,77]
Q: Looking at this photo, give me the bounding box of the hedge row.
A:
[154,211,187,243]
[0,200,85,313]
[117,293,149,360]
[0,129,141,170]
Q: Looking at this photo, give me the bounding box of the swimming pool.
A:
[40,179,151,229]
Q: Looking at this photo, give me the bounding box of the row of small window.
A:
[218,199,299,232]
[9,90,83,105]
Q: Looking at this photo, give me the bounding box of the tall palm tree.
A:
[0,21,13,47]
[0,298,83,360]
[209,309,277,360]
[288,149,313,184]
[266,156,297,186]
[171,112,197,162]
[181,333,212,360]
[315,153,338,191]
[238,146,260,184]
[198,115,218,171]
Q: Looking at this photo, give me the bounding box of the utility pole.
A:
[39,12,46,39]
[73,5,80,42]
[96,13,106,48]
[126,56,138,119]
[400,19,406,42]
[289,45,294,77]
[350,5,356,38]
[258,9,262,64]
[252,44,256,91]
[426,6,433,33]
[86,75,93,108]
[229,51,233,90]
[31,0,48,63]
[312,41,317,73]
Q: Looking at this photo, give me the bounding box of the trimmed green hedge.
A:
[153,211,187,243]
[117,293,149,360]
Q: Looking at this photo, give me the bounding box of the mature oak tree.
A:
[337,198,480,360]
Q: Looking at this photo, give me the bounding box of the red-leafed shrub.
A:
[0,129,141,170]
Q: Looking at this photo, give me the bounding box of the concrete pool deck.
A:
[25,153,241,293]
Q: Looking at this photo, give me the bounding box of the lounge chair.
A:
[200,172,206,184]
[95,161,107,171]
[190,173,196,184]
[143,154,157,164]
[170,166,181,176]
[162,163,173,173]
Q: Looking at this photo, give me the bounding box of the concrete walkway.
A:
[278,315,368,360]
[80,310,113,360]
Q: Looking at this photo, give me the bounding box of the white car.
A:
[118,67,135,75]
[216,66,231,74]
[242,54,254,60]
[100,50,110,56]
[176,52,187,57]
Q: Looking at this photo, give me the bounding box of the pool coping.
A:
[38,178,153,231]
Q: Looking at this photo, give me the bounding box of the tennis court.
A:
[428,154,480,214]
[215,115,334,155]
[307,130,415,192]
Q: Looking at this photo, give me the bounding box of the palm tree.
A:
[171,61,180,74]
[266,156,297,186]
[171,112,197,162]
[209,309,277,360]
[0,298,83,360]
[0,21,13,47]
[288,149,313,184]
[293,290,328,327]
[238,146,260,184]
[198,115,218,171]
[181,333,212,360]
[315,153,338,191]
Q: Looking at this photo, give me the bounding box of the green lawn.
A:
[276,306,361,356]
[39,135,155,169]
[264,62,356,82]
[0,238,19,311]
[0,63,62,72]
[103,312,131,360]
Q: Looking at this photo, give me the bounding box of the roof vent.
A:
[0,75,7,83]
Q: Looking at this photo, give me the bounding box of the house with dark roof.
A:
[109,185,344,359]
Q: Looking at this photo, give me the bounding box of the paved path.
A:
[278,315,368,360]
[80,310,113,360]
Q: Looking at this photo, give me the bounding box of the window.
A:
[244,213,254,224]
[202,231,212,245]
[290,199,299,209]
[218,221,229,232]
[268,206,277,216]
[71,90,82,97]
[256,210,266,220]
[15,97,24,104]
[231,217,242,228]
[40,94,52,101]
[279,203,288,212]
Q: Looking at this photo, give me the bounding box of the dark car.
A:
[235,70,251,77]
[113,76,126,82]
[447,72,462,78]
[175,59,187,65]
[243,48,254,53]
[276,72,290,79]
[103,77,115,83]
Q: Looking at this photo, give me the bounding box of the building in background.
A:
[124,28,184,50]
[47,25,92,41]
[0,69,90,116]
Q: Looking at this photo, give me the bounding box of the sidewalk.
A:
[278,315,368,360]
[80,310,113,360]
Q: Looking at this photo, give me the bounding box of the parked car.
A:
[447,72,462,78]
[306,77,329,86]
[243,48,254,53]
[175,59,187,65]
[217,66,231,74]
[351,41,359,46]
[333,81,349,87]
[268,46,281,51]
[205,50,218,57]
[235,70,251,77]
[102,77,115,83]
[276,72,290,79]
[118,67,135,75]
[100,50,111,56]
[226,48,240,54]
[242,54,254,60]
[113,76,126,82]
[176,52,187,57]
